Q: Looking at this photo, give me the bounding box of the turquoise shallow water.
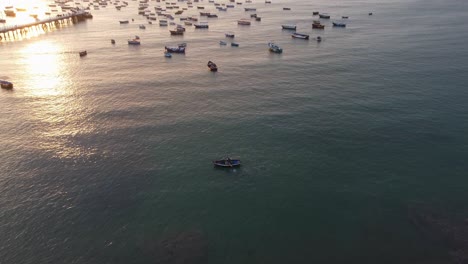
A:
[1,0,468,263]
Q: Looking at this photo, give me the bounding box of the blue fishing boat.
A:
[0,80,13,89]
[332,22,346,27]
[213,158,240,167]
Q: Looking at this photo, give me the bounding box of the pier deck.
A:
[0,10,92,40]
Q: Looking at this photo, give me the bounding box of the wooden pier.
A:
[0,11,92,41]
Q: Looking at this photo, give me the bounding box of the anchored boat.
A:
[292,32,309,39]
[213,158,240,167]
[0,80,13,89]
[207,60,218,71]
[268,42,283,53]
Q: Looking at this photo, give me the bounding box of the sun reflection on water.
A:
[19,40,68,97]
[18,40,99,160]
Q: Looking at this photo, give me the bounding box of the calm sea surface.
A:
[1,0,468,263]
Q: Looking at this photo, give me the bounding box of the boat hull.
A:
[213,159,240,167]
[0,80,13,89]
[165,46,185,53]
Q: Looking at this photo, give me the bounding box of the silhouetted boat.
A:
[281,24,296,30]
[332,22,346,27]
[0,80,13,89]
[207,60,218,71]
[213,158,240,167]
[165,46,185,53]
[79,50,87,57]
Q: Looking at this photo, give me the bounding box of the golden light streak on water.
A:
[15,39,98,159]
[19,40,67,97]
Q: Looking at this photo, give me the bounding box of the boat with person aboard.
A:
[312,20,325,29]
[213,157,240,167]
[128,39,141,45]
[268,42,282,53]
[332,22,346,27]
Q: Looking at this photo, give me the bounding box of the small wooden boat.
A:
[0,80,13,89]
[312,23,325,29]
[184,21,193,25]
[207,13,218,18]
[111,39,116,44]
[265,1,271,3]
[256,17,261,21]
[170,29,184,35]
[342,16,349,19]
[194,22,209,28]
[244,7,256,11]
[231,42,239,47]
[312,11,319,15]
[178,42,187,47]
[165,46,185,53]
[79,50,87,57]
[332,22,346,27]
[250,13,257,18]
[225,32,235,38]
[368,12,373,15]
[319,14,330,19]
[268,42,282,53]
[283,7,291,10]
[119,20,129,24]
[128,39,141,45]
[207,61,218,71]
[292,32,309,39]
[213,158,240,167]
[281,24,296,30]
[237,19,251,25]
[219,40,227,45]
[175,10,183,14]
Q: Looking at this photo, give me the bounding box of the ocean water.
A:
[1,0,468,263]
